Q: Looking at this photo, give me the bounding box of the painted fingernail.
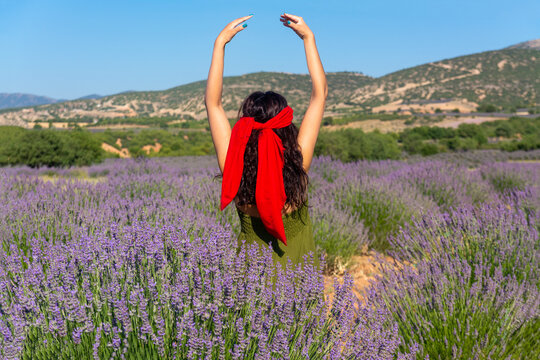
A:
[287,20,291,25]
[249,13,253,16]
[243,23,247,28]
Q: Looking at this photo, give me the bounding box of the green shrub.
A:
[457,123,486,142]
[401,133,424,154]
[495,123,513,138]
[315,129,401,162]
[322,116,334,126]
[0,128,103,168]
[341,185,416,251]
[481,169,527,195]
[419,142,440,156]
[477,103,498,113]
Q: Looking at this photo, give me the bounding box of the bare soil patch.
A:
[89,124,150,130]
[372,99,478,114]
[43,122,71,129]
[324,115,508,133]
[39,174,107,184]
[142,142,162,155]
[323,252,396,305]
[507,159,540,163]
[437,116,505,128]
[325,119,408,133]
[101,143,130,158]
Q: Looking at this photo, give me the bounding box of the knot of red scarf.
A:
[220,105,293,245]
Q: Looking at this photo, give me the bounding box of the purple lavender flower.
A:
[2,155,537,359]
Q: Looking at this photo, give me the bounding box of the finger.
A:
[233,22,248,34]
[229,15,253,29]
[282,13,301,23]
[230,18,249,29]
[281,18,298,29]
[279,17,294,25]
[279,15,293,23]
[280,16,299,27]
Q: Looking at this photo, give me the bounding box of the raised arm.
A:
[205,15,252,172]
[281,13,328,172]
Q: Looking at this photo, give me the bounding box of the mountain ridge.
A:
[0,93,108,110]
[1,40,538,128]
[0,93,66,110]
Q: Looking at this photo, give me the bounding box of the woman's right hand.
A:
[215,15,253,46]
[280,13,314,40]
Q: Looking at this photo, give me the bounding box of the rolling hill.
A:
[0,40,538,128]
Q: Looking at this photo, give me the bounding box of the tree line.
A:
[0,116,539,167]
[0,127,103,168]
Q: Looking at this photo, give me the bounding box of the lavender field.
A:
[1,150,539,359]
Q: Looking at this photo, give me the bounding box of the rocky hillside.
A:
[507,39,540,50]
[1,40,538,127]
[352,48,539,113]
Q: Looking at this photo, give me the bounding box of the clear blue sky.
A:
[1,0,538,99]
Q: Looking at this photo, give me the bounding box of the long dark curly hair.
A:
[234,91,308,210]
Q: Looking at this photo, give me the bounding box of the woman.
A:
[205,13,327,269]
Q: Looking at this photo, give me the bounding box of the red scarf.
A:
[220,106,293,245]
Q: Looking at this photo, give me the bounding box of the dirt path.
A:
[507,159,540,163]
[323,252,394,305]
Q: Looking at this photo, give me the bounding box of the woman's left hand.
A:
[215,15,253,47]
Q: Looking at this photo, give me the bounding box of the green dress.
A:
[236,200,319,270]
